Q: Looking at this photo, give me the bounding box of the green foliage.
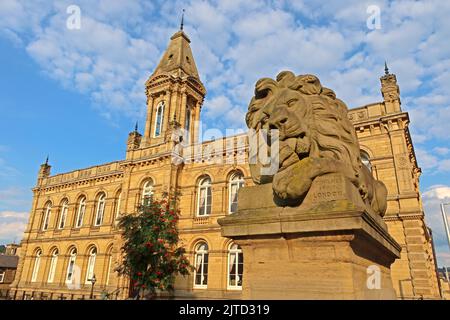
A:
[0,245,5,254]
[117,193,192,297]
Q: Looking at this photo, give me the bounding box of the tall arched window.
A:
[94,193,106,226]
[75,197,86,228]
[58,200,69,229]
[31,249,42,282]
[194,242,209,288]
[42,202,52,231]
[197,177,212,216]
[47,248,59,283]
[227,243,243,290]
[229,172,245,214]
[115,191,122,222]
[142,180,154,206]
[154,102,165,137]
[105,248,113,286]
[85,247,97,284]
[185,108,192,143]
[66,248,77,284]
[361,150,372,172]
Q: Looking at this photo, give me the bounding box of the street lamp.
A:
[440,203,450,252]
[89,274,97,300]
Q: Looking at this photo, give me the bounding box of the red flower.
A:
[137,272,142,277]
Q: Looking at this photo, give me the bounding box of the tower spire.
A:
[180,9,185,31]
[384,61,389,75]
[45,155,49,165]
[150,13,200,79]
[135,121,138,132]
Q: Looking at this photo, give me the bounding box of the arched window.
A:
[229,172,245,214]
[154,102,165,137]
[58,200,69,229]
[31,249,42,282]
[42,202,52,231]
[197,177,212,216]
[142,180,154,206]
[75,197,86,228]
[105,248,113,286]
[47,249,59,283]
[66,248,77,284]
[227,243,243,290]
[115,191,122,222]
[94,193,106,226]
[361,150,372,172]
[193,242,209,288]
[185,108,192,143]
[85,247,97,284]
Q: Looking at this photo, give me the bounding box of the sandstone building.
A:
[0,244,20,298]
[9,27,441,300]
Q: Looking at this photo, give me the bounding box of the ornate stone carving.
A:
[245,71,388,216]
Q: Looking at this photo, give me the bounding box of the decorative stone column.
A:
[218,173,401,299]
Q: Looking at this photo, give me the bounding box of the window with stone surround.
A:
[75,197,86,228]
[193,242,209,288]
[197,177,212,216]
[31,249,42,282]
[58,199,69,229]
[47,248,59,283]
[227,243,243,290]
[115,191,122,222]
[66,248,77,284]
[361,150,372,172]
[42,202,52,231]
[85,247,97,284]
[142,180,154,206]
[94,193,106,226]
[154,101,165,137]
[229,172,245,214]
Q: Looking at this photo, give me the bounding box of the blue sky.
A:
[1,0,450,265]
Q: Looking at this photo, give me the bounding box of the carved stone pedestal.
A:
[218,173,401,300]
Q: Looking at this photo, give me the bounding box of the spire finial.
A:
[384,61,389,75]
[180,9,185,31]
[45,155,49,165]
[134,121,138,132]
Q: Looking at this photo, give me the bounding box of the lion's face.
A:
[250,87,313,171]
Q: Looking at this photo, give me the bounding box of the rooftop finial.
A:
[135,121,138,132]
[45,155,49,165]
[180,9,185,31]
[384,61,389,75]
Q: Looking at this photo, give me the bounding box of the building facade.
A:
[10,28,441,300]
[0,244,20,298]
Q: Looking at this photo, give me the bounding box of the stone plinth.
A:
[218,173,401,300]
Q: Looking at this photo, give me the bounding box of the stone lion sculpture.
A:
[246,71,387,217]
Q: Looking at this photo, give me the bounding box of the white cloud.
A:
[423,185,450,266]
[434,147,450,156]
[0,211,28,220]
[0,187,31,209]
[0,210,29,244]
[416,148,439,171]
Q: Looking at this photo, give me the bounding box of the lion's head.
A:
[245,71,388,216]
[246,71,361,181]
